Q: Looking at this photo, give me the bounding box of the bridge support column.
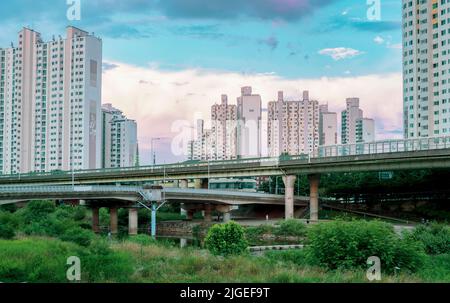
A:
[204,204,212,222]
[180,179,189,189]
[128,208,138,235]
[282,175,297,219]
[186,210,194,221]
[308,174,320,222]
[195,178,209,189]
[223,212,231,223]
[180,203,187,217]
[92,207,100,233]
[110,207,119,234]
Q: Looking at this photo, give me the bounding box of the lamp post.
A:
[150,137,163,167]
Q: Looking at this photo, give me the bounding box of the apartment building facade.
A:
[101,103,138,168]
[267,90,320,157]
[0,26,102,174]
[402,0,450,138]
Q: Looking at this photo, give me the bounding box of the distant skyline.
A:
[0,0,404,164]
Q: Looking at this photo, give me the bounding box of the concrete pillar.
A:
[308,174,320,222]
[204,204,212,222]
[92,207,100,233]
[223,212,231,223]
[173,180,179,188]
[195,178,208,189]
[186,210,194,221]
[110,207,118,234]
[180,179,189,189]
[180,203,187,217]
[282,175,297,219]
[128,208,138,235]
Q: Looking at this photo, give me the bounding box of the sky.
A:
[0,0,404,164]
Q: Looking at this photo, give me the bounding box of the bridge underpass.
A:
[0,185,308,235]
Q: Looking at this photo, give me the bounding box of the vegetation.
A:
[407,223,450,255]
[307,220,426,273]
[274,219,307,237]
[0,201,448,282]
[205,221,248,256]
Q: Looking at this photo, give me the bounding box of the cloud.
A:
[318,47,363,60]
[102,61,402,163]
[157,0,338,21]
[374,36,384,44]
[259,35,279,50]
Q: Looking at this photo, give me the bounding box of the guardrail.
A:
[1,135,450,180]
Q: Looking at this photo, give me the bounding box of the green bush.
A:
[307,220,425,273]
[407,223,450,255]
[205,221,248,256]
[60,227,95,247]
[0,211,17,239]
[16,200,56,222]
[275,219,307,237]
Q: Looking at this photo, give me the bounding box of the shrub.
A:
[0,211,17,239]
[205,221,248,256]
[60,227,95,247]
[17,200,56,222]
[307,220,425,273]
[407,223,450,255]
[275,219,307,237]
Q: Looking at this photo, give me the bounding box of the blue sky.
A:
[0,0,402,78]
[0,0,405,163]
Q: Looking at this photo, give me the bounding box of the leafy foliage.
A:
[0,211,18,239]
[407,223,450,255]
[274,219,307,237]
[307,220,426,273]
[205,221,248,256]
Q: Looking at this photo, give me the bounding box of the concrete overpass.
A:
[0,185,308,235]
[1,136,450,222]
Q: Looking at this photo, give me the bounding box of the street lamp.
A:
[150,137,163,167]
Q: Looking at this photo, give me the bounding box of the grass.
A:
[112,240,450,283]
[0,235,448,283]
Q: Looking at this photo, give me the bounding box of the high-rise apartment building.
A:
[187,119,213,161]
[211,95,237,160]
[0,26,102,174]
[341,98,375,144]
[237,86,262,158]
[356,118,375,143]
[101,103,138,168]
[319,104,338,146]
[267,90,319,157]
[402,0,450,138]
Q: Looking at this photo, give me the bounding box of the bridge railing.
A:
[0,185,141,193]
[314,136,450,158]
[1,136,450,180]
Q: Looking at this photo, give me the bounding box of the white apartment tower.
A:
[319,104,338,146]
[267,90,319,157]
[341,98,375,144]
[402,0,450,138]
[211,94,237,160]
[237,86,262,158]
[187,119,213,161]
[101,103,138,168]
[356,118,375,143]
[0,26,102,174]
